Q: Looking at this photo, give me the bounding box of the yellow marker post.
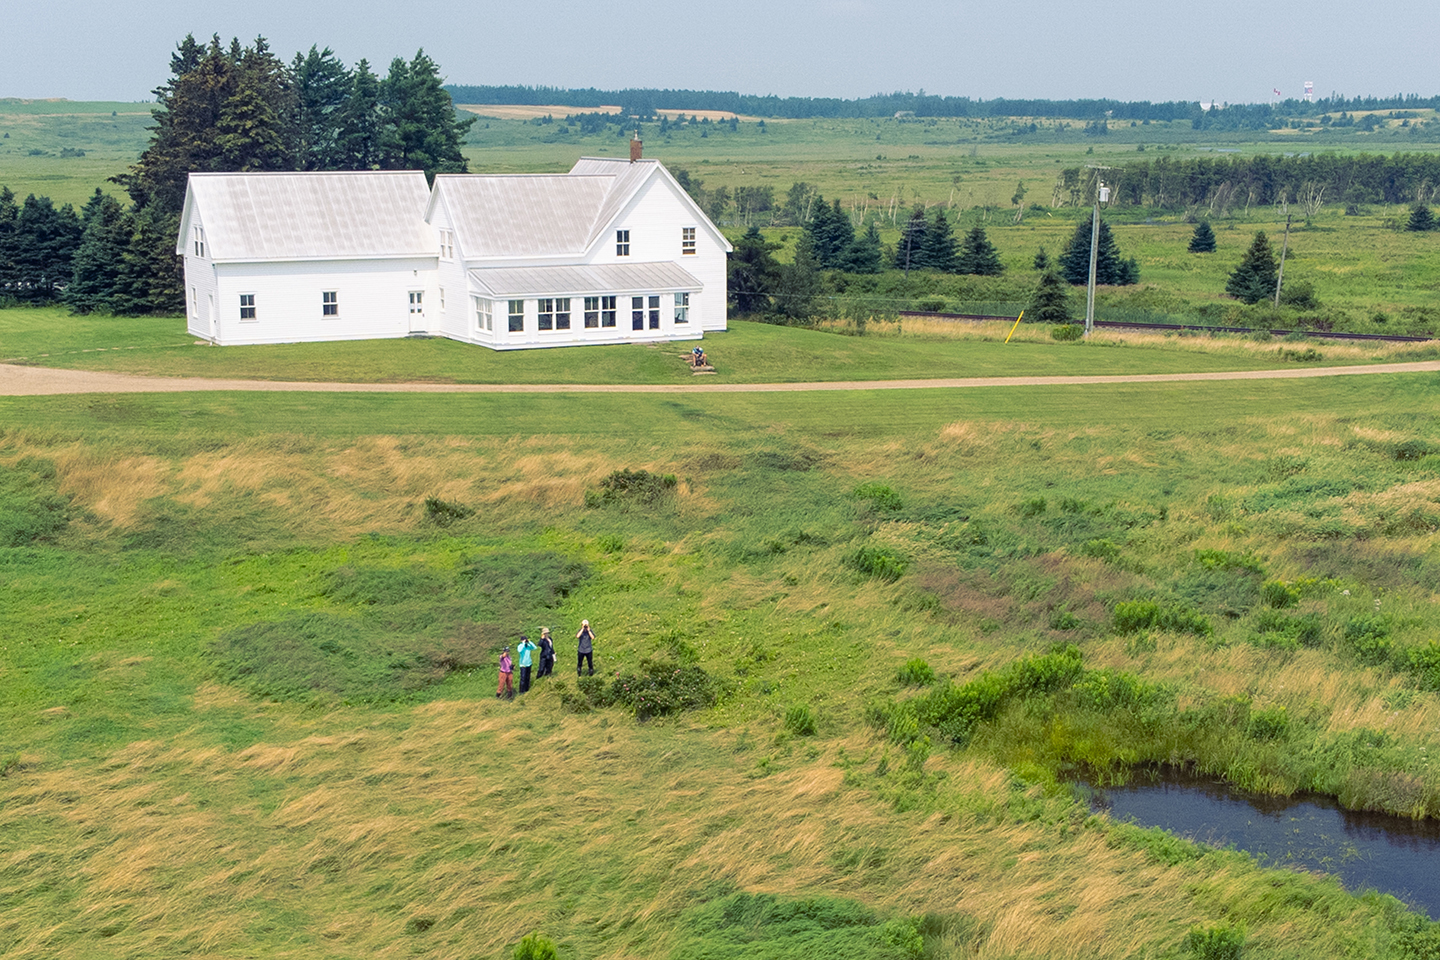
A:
[1004,309,1025,344]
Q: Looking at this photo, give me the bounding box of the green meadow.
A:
[6,316,1440,957]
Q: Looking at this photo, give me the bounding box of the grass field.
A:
[6,326,1440,957]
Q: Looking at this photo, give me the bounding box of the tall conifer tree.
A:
[956,226,1004,275]
[1226,231,1278,304]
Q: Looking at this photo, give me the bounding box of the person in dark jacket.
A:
[576,619,595,676]
[537,627,555,679]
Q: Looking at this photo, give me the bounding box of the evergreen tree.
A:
[334,59,385,170]
[774,232,823,322]
[956,226,1004,275]
[9,194,83,302]
[292,46,353,170]
[1188,220,1217,252]
[1225,231,1278,304]
[1407,203,1436,231]
[1033,246,1050,270]
[1028,269,1073,324]
[378,50,474,181]
[805,197,854,269]
[114,206,184,315]
[837,221,883,274]
[1058,213,1138,286]
[916,209,957,271]
[893,206,926,271]
[65,190,132,313]
[727,226,778,314]
[0,187,17,296]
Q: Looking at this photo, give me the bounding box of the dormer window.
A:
[192,226,206,258]
[616,229,630,256]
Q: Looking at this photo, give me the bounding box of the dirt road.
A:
[3,360,1440,397]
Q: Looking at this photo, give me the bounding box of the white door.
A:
[408,291,425,332]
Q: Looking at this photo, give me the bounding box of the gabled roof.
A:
[177,171,434,262]
[430,157,731,260]
[467,261,702,299]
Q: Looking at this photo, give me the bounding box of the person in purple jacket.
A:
[496,647,514,700]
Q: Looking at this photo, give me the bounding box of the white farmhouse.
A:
[176,145,731,350]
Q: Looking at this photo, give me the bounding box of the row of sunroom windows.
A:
[473,294,690,333]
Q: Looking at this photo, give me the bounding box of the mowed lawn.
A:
[0,308,1403,386]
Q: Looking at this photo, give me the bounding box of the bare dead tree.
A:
[1299,181,1326,218]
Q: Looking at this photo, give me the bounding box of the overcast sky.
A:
[6,0,1436,105]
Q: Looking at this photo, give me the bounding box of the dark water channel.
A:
[1082,769,1440,918]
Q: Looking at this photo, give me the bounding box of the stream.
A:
[1082,768,1440,918]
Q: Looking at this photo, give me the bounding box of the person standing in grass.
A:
[497,647,514,700]
[576,619,595,676]
[537,627,555,679]
[516,635,537,693]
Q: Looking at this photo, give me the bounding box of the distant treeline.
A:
[446,84,1440,122]
[1084,152,1440,209]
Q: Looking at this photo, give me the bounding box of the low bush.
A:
[1404,642,1440,691]
[1183,922,1245,960]
[423,496,472,526]
[895,658,936,686]
[1246,705,1292,741]
[853,482,903,514]
[1050,324,1083,341]
[1343,615,1392,665]
[1113,599,1213,637]
[609,659,727,721]
[1194,549,1266,575]
[784,703,818,736]
[584,468,678,507]
[512,932,559,960]
[1080,538,1121,562]
[1260,579,1300,608]
[848,546,907,581]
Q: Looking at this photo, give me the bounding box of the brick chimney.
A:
[630,132,643,162]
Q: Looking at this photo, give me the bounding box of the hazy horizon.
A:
[6,0,1436,107]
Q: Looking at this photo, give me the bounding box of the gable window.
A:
[474,297,493,332]
[648,294,661,329]
[439,230,455,259]
[682,227,696,255]
[674,292,689,323]
[239,293,256,321]
[322,291,339,317]
[538,298,555,331]
[508,299,525,333]
[631,295,644,330]
[616,229,630,256]
[192,226,206,258]
[554,297,571,330]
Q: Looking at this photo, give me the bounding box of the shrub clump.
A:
[1183,922,1245,960]
[848,546,907,581]
[895,658,936,686]
[1405,642,1440,691]
[1050,323,1083,341]
[784,703,818,736]
[853,482,903,514]
[1260,579,1300,608]
[423,496,473,526]
[558,658,726,721]
[513,932,559,960]
[585,468,678,507]
[1343,615,1392,665]
[1113,599,1213,637]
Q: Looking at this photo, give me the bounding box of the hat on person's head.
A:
[582,619,589,626]
[541,627,550,635]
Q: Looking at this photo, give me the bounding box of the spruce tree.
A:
[0,187,17,297]
[65,190,132,313]
[1407,203,1436,232]
[805,197,854,269]
[774,232,822,322]
[292,46,353,170]
[727,226,778,314]
[1028,269,1073,325]
[916,209,957,271]
[1188,220,1217,252]
[956,226,1004,276]
[1033,246,1050,270]
[893,206,926,271]
[114,206,184,315]
[1058,213,1137,286]
[335,59,384,170]
[1225,231,1278,304]
[10,194,83,302]
[378,50,474,181]
[837,221,883,274]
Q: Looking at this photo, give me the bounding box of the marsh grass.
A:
[8,369,1440,956]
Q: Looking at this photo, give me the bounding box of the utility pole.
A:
[1084,166,1112,338]
[1273,213,1292,308]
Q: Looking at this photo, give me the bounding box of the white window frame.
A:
[601,295,616,328]
[322,291,338,317]
[583,296,600,329]
[238,293,257,322]
[192,226,206,258]
[631,295,644,330]
[408,291,424,315]
[474,297,493,332]
[648,294,661,329]
[439,229,455,259]
[616,229,630,256]
[538,297,555,331]
[190,286,197,317]
[682,226,696,255]
[439,287,446,313]
[508,299,525,333]
[674,292,689,323]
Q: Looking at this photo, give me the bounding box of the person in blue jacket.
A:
[516,635,538,693]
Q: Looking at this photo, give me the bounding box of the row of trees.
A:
[1070,152,1440,210]
[446,84,1440,124]
[11,35,474,314]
